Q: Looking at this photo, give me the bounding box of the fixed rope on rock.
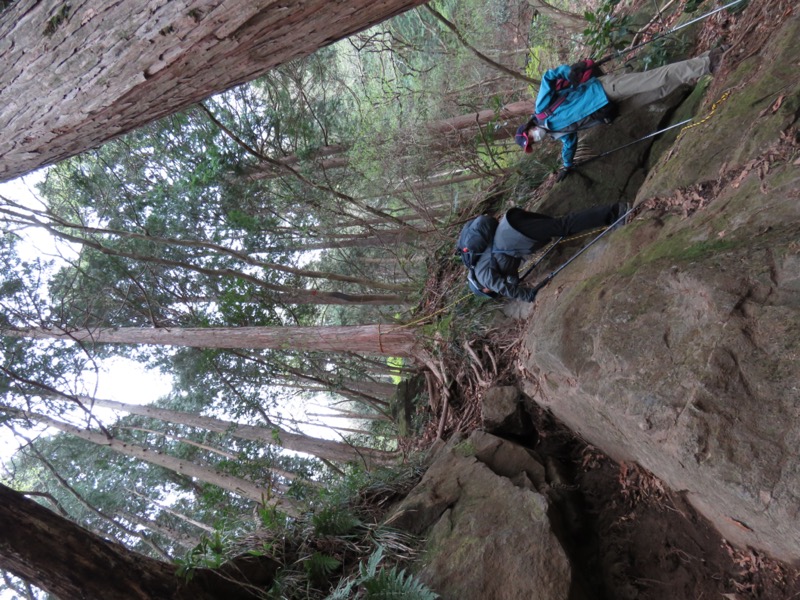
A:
[526,205,636,294]
[574,86,733,168]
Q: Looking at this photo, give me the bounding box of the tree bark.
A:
[0,483,279,600]
[0,0,429,183]
[243,145,351,181]
[427,100,535,135]
[86,396,399,468]
[527,0,587,33]
[9,407,296,514]
[3,323,418,357]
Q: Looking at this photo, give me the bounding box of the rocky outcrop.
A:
[481,385,535,437]
[386,431,573,600]
[521,10,800,560]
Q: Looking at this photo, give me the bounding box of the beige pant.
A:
[599,53,711,109]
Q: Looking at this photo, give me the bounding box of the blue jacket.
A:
[535,64,610,167]
[472,215,540,302]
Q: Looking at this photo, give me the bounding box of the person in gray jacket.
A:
[471,203,627,301]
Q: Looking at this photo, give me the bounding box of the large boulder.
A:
[481,385,535,437]
[386,431,572,600]
[520,10,800,560]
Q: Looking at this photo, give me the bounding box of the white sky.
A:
[0,171,174,599]
[0,174,174,460]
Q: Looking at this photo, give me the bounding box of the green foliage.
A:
[306,552,343,587]
[387,356,404,385]
[326,547,438,600]
[312,506,361,537]
[637,39,682,70]
[582,0,633,56]
[176,531,234,579]
[258,504,292,531]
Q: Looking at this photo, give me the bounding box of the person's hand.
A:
[555,167,572,183]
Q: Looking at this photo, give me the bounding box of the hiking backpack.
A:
[534,58,604,122]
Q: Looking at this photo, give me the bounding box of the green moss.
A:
[453,440,476,457]
[43,3,71,37]
[618,234,740,277]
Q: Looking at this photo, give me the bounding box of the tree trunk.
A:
[0,0,429,183]
[3,323,418,357]
[0,483,279,600]
[86,396,399,468]
[426,100,535,135]
[527,0,586,33]
[119,510,202,552]
[8,407,295,514]
[0,206,411,304]
[244,145,351,181]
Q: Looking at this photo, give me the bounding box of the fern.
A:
[362,546,385,578]
[306,552,343,586]
[324,547,438,600]
[363,565,438,599]
[313,506,361,536]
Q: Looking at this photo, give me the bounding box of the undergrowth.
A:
[176,462,434,599]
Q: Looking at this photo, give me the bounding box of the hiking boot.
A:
[609,202,631,230]
[709,44,730,74]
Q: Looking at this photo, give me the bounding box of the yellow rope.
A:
[518,225,606,273]
[398,291,473,329]
[676,88,732,140]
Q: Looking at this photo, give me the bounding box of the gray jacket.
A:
[472,215,539,302]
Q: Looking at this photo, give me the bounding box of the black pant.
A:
[506,205,618,246]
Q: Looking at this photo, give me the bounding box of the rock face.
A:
[521,11,800,560]
[481,385,535,437]
[386,431,572,600]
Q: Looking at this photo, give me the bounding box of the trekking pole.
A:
[529,206,635,294]
[573,117,693,168]
[596,0,746,65]
[520,237,563,281]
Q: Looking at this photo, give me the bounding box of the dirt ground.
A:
[523,402,800,600]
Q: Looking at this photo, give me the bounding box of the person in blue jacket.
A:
[470,202,628,302]
[516,48,726,181]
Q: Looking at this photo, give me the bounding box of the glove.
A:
[555,167,572,183]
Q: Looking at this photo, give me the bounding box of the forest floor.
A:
[413,0,800,597]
